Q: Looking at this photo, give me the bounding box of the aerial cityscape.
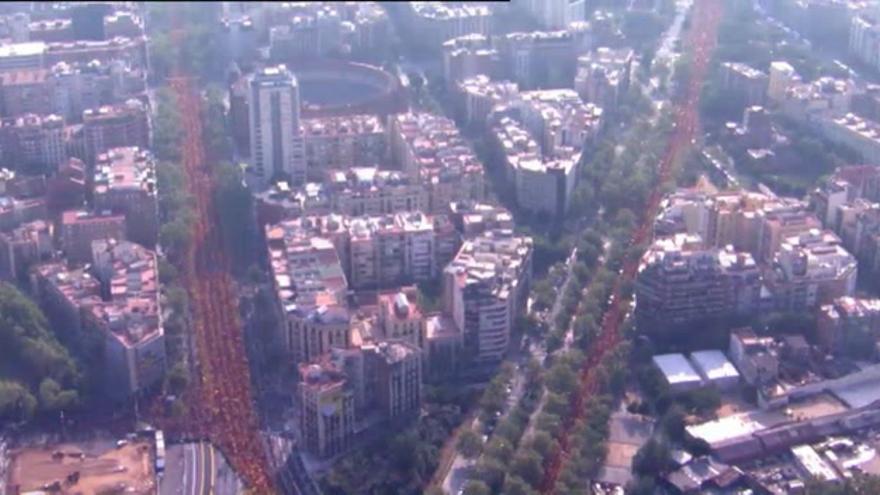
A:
[3,1,880,494]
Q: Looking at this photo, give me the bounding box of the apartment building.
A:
[407,2,490,48]
[0,113,66,173]
[267,2,389,61]
[488,89,603,218]
[520,0,586,30]
[0,219,51,280]
[256,167,430,224]
[0,68,52,117]
[297,339,422,458]
[494,29,578,90]
[47,60,146,123]
[301,114,387,180]
[266,222,350,364]
[59,209,125,263]
[92,147,158,247]
[443,229,533,364]
[82,99,150,163]
[298,357,356,458]
[442,34,500,85]
[818,296,880,357]
[455,74,519,127]
[816,112,880,163]
[389,112,486,210]
[635,233,763,331]
[766,229,858,311]
[720,62,769,107]
[248,65,306,187]
[274,211,460,291]
[655,188,822,262]
[31,239,165,400]
[448,201,515,237]
[574,47,634,109]
[768,61,799,104]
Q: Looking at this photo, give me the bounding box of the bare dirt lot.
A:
[7,440,155,494]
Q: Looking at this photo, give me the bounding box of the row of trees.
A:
[453,359,545,495]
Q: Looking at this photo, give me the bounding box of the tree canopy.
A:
[0,284,82,421]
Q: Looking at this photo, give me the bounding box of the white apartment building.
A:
[248,65,306,187]
[443,229,532,364]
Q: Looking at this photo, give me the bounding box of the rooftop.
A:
[93,147,156,196]
[653,353,703,386]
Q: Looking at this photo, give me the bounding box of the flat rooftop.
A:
[653,353,702,386]
[7,440,155,494]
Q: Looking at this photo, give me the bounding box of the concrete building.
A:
[31,239,165,399]
[0,219,51,280]
[449,201,515,237]
[366,340,423,419]
[0,113,66,173]
[520,0,586,30]
[812,166,880,279]
[407,2,490,48]
[443,229,532,364]
[720,62,769,107]
[850,15,880,74]
[46,60,147,123]
[728,327,779,386]
[490,116,578,218]
[255,167,433,224]
[768,61,798,104]
[635,233,763,330]
[0,41,46,72]
[817,112,880,162]
[766,229,857,311]
[456,75,519,127]
[574,47,634,109]
[389,112,486,211]
[424,313,462,381]
[494,29,579,90]
[652,353,703,393]
[92,147,158,247]
[82,99,150,163]
[270,211,459,290]
[817,296,880,357]
[266,2,389,61]
[266,222,350,364]
[248,65,306,187]
[377,288,425,348]
[297,338,423,458]
[655,188,822,263]
[301,114,386,180]
[0,68,52,117]
[782,77,854,124]
[59,209,126,263]
[488,88,602,218]
[442,34,500,85]
[298,357,355,458]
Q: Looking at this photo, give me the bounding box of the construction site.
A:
[5,440,156,495]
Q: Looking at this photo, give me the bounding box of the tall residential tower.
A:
[248,65,305,187]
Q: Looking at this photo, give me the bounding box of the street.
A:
[160,442,242,495]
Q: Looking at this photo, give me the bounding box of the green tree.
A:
[462,480,491,495]
[633,438,674,476]
[511,448,544,488]
[0,380,37,421]
[503,475,539,495]
[456,429,483,459]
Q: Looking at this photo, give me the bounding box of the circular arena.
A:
[291,60,407,118]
